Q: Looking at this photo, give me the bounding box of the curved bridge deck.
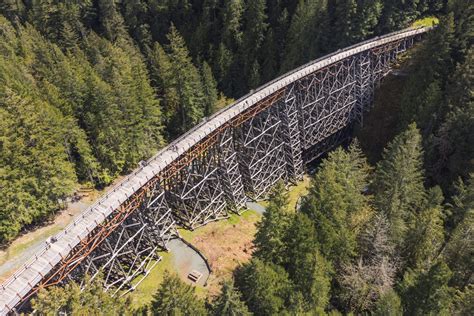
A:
[0,26,430,314]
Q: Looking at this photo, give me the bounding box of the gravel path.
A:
[246,202,267,215]
[167,238,210,286]
[0,199,92,282]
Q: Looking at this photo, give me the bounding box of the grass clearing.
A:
[180,210,261,297]
[288,176,312,210]
[130,252,176,309]
[0,226,63,267]
[412,16,439,28]
[130,210,261,308]
[258,175,312,211]
[129,176,312,307]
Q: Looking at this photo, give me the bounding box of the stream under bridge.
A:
[0,26,431,314]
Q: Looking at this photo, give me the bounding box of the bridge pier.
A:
[279,83,304,183]
[217,127,247,212]
[164,144,229,229]
[71,183,178,295]
[235,98,288,200]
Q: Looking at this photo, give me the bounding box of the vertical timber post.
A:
[279,83,304,184]
[218,127,247,212]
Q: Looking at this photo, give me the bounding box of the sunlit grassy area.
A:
[129,177,312,308]
[260,175,312,211]
[129,252,176,309]
[179,210,260,242]
[412,16,439,28]
[130,210,260,309]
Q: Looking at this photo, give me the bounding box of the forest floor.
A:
[0,178,125,283]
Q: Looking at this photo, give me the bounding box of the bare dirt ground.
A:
[182,211,261,297]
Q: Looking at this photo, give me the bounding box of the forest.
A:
[17,0,473,314]
[0,0,454,243]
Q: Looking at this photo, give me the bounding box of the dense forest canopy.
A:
[0,0,464,245]
[3,0,472,314]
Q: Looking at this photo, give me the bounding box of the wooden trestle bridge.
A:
[0,26,431,314]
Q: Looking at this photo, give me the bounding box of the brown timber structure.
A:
[0,26,431,314]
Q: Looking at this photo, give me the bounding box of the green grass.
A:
[127,179,313,309]
[412,16,439,28]
[287,176,311,210]
[130,252,176,309]
[258,176,312,211]
[130,210,261,309]
[180,210,261,241]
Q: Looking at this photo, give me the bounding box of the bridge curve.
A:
[0,26,430,314]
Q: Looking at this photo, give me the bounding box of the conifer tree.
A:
[234,258,292,316]
[152,25,206,137]
[221,0,244,50]
[0,88,77,242]
[97,0,127,42]
[211,279,251,316]
[404,186,445,270]
[284,213,332,312]
[373,289,402,316]
[282,0,328,72]
[151,271,207,316]
[239,0,268,92]
[301,142,372,265]
[400,262,455,315]
[31,274,132,315]
[253,181,292,266]
[332,0,358,48]
[373,123,426,247]
[0,0,25,21]
[442,176,473,288]
[201,61,219,116]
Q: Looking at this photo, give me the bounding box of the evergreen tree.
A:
[97,0,127,42]
[221,0,244,50]
[282,0,328,72]
[451,284,474,315]
[31,274,132,315]
[0,0,25,21]
[443,179,473,288]
[234,259,292,316]
[211,279,251,316]
[151,271,207,316]
[151,25,205,137]
[0,88,77,242]
[428,48,474,188]
[253,181,292,266]
[284,213,332,312]
[400,262,455,315]
[331,0,358,48]
[355,0,383,41]
[399,14,455,135]
[201,61,219,116]
[373,123,426,247]
[404,186,445,270]
[240,0,268,92]
[301,142,372,266]
[373,289,402,316]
